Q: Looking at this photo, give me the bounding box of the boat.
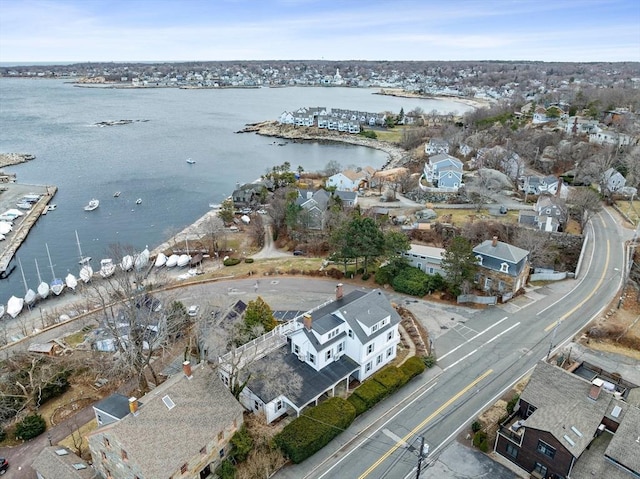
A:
[113,191,121,197]
[46,204,57,211]
[186,158,196,164]
[166,254,179,268]
[84,199,99,211]
[18,258,37,307]
[177,254,191,268]
[0,304,4,318]
[65,273,78,291]
[120,255,134,272]
[46,243,65,296]
[154,252,167,268]
[75,231,93,282]
[135,198,142,205]
[99,258,116,278]
[7,295,24,319]
[35,258,49,300]
[16,202,32,210]
[135,247,150,270]
[209,203,222,209]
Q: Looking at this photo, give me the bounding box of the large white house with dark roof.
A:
[224,285,402,424]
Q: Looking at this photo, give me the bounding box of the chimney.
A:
[303,313,312,330]
[555,180,562,198]
[182,360,192,378]
[129,397,138,415]
[589,378,604,401]
[336,283,344,300]
[492,236,498,247]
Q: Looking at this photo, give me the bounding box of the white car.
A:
[187,305,200,317]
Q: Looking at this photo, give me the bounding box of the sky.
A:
[0,0,639,64]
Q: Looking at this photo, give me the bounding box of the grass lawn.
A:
[616,199,640,225]
[429,207,519,225]
[372,127,403,143]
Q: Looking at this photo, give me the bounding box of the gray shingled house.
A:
[32,446,97,479]
[473,236,530,297]
[87,362,243,479]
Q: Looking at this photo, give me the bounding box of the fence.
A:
[530,271,569,282]
[457,294,497,305]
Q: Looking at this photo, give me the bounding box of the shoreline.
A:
[374,88,492,109]
[0,153,35,169]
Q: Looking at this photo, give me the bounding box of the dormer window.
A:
[500,262,509,273]
[371,324,379,333]
[476,255,483,265]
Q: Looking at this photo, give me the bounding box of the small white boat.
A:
[209,203,221,209]
[35,259,49,300]
[7,295,24,319]
[113,191,121,197]
[84,199,99,211]
[120,255,134,272]
[0,234,5,241]
[135,198,142,205]
[166,254,179,268]
[135,247,150,270]
[0,304,4,317]
[46,204,57,211]
[18,258,36,307]
[177,254,191,268]
[0,223,12,235]
[75,231,93,282]
[65,273,78,291]
[99,258,116,278]
[154,252,167,268]
[16,202,31,210]
[186,158,196,164]
[46,244,65,296]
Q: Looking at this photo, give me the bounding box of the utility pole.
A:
[415,436,428,478]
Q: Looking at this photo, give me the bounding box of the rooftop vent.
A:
[72,463,87,470]
[570,426,583,437]
[563,435,576,447]
[162,394,176,410]
[611,405,622,418]
[55,449,69,456]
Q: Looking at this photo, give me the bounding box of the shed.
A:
[28,342,59,356]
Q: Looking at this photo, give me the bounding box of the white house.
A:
[401,244,446,276]
[589,126,633,147]
[326,167,375,191]
[425,138,450,155]
[226,285,401,424]
[603,168,626,193]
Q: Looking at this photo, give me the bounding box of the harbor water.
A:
[0,79,472,303]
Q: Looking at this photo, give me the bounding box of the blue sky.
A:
[0,0,638,63]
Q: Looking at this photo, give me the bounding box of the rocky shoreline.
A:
[237,121,410,169]
[0,153,35,168]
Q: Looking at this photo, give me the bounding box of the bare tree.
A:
[514,228,554,268]
[568,188,603,231]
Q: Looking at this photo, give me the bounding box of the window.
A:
[219,449,225,458]
[371,324,379,333]
[506,443,518,459]
[376,354,383,365]
[533,463,548,476]
[121,449,128,461]
[526,404,537,417]
[103,437,110,448]
[387,331,393,341]
[276,400,283,411]
[293,344,300,355]
[476,255,483,265]
[101,451,106,461]
[537,440,556,459]
[181,463,188,474]
[367,344,374,355]
[254,400,259,411]
[218,431,224,441]
[309,353,316,364]
[500,262,509,273]
[97,414,103,425]
[200,446,207,455]
[337,342,344,353]
[365,362,372,373]
[387,347,394,357]
[326,350,332,360]
[348,329,354,338]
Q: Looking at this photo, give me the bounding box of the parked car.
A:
[293,250,305,256]
[187,305,200,317]
[0,457,8,475]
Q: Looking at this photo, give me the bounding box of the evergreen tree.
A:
[441,236,478,296]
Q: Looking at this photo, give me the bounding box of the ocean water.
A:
[0,79,471,302]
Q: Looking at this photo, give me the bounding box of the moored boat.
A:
[35,259,49,300]
[18,258,36,307]
[186,158,196,164]
[177,254,191,268]
[154,252,167,268]
[134,247,150,270]
[7,295,24,319]
[75,231,93,282]
[0,304,4,317]
[113,191,121,197]
[166,254,179,268]
[46,243,65,296]
[99,258,116,278]
[84,199,99,211]
[65,273,78,291]
[135,198,142,205]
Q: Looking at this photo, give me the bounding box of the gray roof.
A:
[245,345,359,405]
[89,363,243,478]
[32,446,96,479]
[604,404,640,475]
[521,361,613,458]
[336,290,401,344]
[473,239,529,264]
[93,393,131,420]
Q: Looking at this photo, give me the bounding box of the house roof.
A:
[429,153,463,168]
[93,393,132,420]
[335,290,400,344]
[473,239,529,264]
[407,244,445,260]
[32,446,95,479]
[89,363,243,478]
[245,345,359,406]
[604,404,640,475]
[521,361,614,458]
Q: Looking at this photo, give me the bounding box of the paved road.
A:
[273,207,627,479]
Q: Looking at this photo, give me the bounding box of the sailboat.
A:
[65,272,78,291]
[99,258,116,278]
[7,295,24,319]
[120,255,134,272]
[19,257,36,307]
[46,243,65,296]
[154,252,167,268]
[35,258,49,300]
[134,246,150,271]
[177,237,192,268]
[76,231,93,283]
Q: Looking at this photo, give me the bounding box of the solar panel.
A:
[563,435,575,447]
[611,405,622,418]
[162,394,176,410]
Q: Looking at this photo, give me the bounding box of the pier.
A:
[0,184,57,277]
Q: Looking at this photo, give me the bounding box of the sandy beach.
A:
[374,88,492,109]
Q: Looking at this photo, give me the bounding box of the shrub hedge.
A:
[274,397,355,464]
[372,367,406,394]
[399,356,426,380]
[346,393,368,416]
[244,258,254,263]
[223,258,241,266]
[15,414,46,440]
[351,378,388,409]
[473,430,488,452]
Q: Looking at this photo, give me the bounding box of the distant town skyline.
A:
[1,0,639,64]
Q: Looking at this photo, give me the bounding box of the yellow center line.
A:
[544,238,610,332]
[358,368,493,479]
